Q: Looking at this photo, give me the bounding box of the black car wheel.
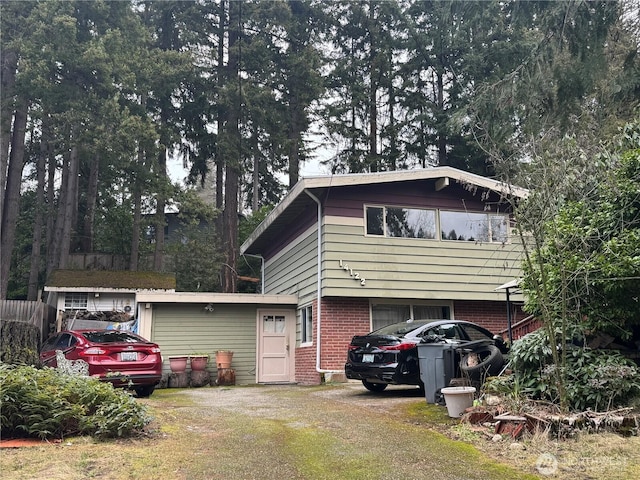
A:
[460,344,504,378]
[134,385,155,398]
[362,380,388,392]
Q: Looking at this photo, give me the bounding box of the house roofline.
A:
[44,286,173,294]
[241,166,528,254]
[135,292,298,305]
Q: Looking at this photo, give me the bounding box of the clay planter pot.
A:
[190,355,209,371]
[215,350,233,369]
[168,355,188,373]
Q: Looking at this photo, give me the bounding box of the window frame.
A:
[64,292,88,309]
[439,210,509,244]
[365,204,438,240]
[299,305,313,346]
[370,300,453,331]
[364,204,510,244]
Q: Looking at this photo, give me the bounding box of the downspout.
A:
[305,190,343,376]
[243,253,265,294]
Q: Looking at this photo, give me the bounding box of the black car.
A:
[345,319,508,392]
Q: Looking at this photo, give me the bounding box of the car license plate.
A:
[121,352,137,361]
[362,354,374,363]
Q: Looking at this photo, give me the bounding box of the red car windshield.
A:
[80,331,145,343]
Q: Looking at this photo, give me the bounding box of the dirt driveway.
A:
[143,382,538,480]
[3,382,638,479]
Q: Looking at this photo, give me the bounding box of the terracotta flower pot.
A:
[215,350,233,369]
[190,355,209,371]
[168,355,188,373]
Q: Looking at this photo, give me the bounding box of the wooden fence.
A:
[0,300,58,342]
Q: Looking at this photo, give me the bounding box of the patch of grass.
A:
[405,400,458,426]
[145,388,197,407]
[281,420,388,480]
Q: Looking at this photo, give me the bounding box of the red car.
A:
[40,329,162,397]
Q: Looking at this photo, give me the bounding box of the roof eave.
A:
[240,167,528,254]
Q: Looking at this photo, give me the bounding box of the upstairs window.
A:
[366,206,437,239]
[440,211,508,243]
[365,205,508,243]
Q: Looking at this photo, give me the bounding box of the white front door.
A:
[257,310,295,383]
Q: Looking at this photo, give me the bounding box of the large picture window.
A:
[366,206,436,239]
[365,205,509,244]
[440,211,508,243]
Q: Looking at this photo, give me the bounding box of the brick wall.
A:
[453,300,526,335]
[295,297,370,385]
[319,297,370,369]
[295,344,321,385]
[294,297,525,384]
[295,299,320,385]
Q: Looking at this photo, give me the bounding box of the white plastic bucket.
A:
[441,386,476,417]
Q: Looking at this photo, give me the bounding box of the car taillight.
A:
[151,347,161,353]
[80,347,107,356]
[380,342,415,352]
[348,345,358,350]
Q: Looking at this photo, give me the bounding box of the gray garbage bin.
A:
[417,343,457,404]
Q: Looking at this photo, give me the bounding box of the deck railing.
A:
[500,314,542,341]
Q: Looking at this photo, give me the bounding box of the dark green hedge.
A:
[0,363,152,439]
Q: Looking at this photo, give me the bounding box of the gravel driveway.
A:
[150,382,538,480]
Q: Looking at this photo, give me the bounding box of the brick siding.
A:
[453,300,527,337]
[294,297,526,385]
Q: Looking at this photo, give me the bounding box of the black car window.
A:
[81,331,142,343]
[371,320,433,337]
[423,324,463,341]
[459,324,492,342]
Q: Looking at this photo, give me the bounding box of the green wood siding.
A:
[264,226,318,305]
[321,219,523,300]
[151,304,257,385]
[261,215,523,303]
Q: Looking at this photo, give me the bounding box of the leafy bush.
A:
[505,331,640,411]
[0,363,151,439]
[552,348,640,412]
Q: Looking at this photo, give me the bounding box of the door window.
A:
[263,315,285,333]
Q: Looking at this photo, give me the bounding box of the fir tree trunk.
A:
[0,49,18,220]
[27,129,48,300]
[0,98,27,299]
[153,145,167,272]
[58,145,80,270]
[81,153,99,253]
[45,136,56,278]
[221,0,241,293]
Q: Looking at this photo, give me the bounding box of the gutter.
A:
[304,189,344,376]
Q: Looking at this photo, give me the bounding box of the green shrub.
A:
[506,330,640,411]
[555,348,640,411]
[0,363,151,439]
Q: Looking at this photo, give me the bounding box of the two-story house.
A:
[241,166,528,385]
